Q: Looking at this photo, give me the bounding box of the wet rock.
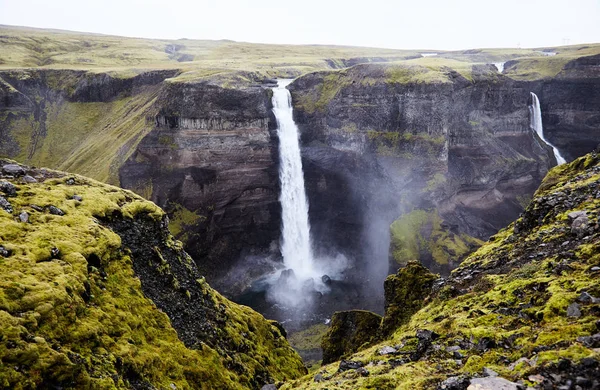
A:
[468,376,520,390]
[65,178,76,185]
[48,206,65,216]
[321,310,382,364]
[567,302,581,318]
[260,385,276,390]
[476,337,496,352]
[22,175,37,183]
[0,181,17,196]
[19,211,29,223]
[313,373,324,382]
[0,196,13,213]
[73,195,83,201]
[570,212,590,238]
[338,360,364,371]
[2,164,25,176]
[321,274,331,285]
[568,210,587,220]
[356,367,369,377]
[50,247,60,259]
[379,346,397,355]
[591,266,600,272]
[438,376,470,390]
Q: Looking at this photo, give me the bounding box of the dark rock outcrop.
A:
[321,310,382,364]
[380,261,438,336]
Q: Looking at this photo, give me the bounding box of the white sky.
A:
[0,0,599,50]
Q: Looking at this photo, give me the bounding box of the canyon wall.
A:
[1,55,599,301]
[119,80,282,295]
[289,56,600,289]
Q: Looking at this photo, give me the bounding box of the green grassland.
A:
[0,24,419,80]
[2,25,598,83]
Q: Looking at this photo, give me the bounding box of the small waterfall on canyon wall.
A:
[272,79,318,286]
[529,92,567,165]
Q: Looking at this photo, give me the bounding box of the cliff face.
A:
[0,69,175,184]
[540,54,600,160]
[289,60,599,281]
[119,79,281,294]
[0,159,306,389]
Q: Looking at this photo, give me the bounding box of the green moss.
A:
[168,204,206,242]
[2,85,157,185]
[321,310,383,364]
[0,165,306,389]
[380,261,438,336]
[390,209,483,267]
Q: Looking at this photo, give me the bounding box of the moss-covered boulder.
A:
[321,310,382,364]
[380,261,438,337]
[0,159,306,389]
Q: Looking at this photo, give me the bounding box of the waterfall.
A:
[494,62,505,73]
[272,79,316,279]
[529,92,566,165]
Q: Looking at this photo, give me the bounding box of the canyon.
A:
[1,25,600,383]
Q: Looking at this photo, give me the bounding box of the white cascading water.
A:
[529,92,566,165]
[272,79,316,280]
[494,62,505,73]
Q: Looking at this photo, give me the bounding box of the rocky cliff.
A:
[289,56,600,285]
[119,76,282,294]
[282,152,600,390]
[0,159,306,389]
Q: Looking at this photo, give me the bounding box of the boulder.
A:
[2,164,25,176]
[380,261,438,336]
[467,377,520,390]
[321,310,382,364]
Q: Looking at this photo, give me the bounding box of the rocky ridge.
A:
[282,152,600,389]
[0,159,306,389]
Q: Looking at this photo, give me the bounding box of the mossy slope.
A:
[282,152,600,389]
[0,159,305,389]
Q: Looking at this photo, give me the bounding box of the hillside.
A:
[0,159,306,389]
[283,152,600,389]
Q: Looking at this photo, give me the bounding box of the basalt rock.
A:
[380,261,438,337]
[321,310,383,364]
[119,80,280,295]
[288,59,600,281]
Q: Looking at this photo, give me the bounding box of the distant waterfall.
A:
[529,92,566,165]
[272,79,315,278]
[494,62,505,73]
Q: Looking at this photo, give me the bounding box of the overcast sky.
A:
[1,0,599,50]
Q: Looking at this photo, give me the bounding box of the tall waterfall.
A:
[529,92,566,165]
[272,79,315,279]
